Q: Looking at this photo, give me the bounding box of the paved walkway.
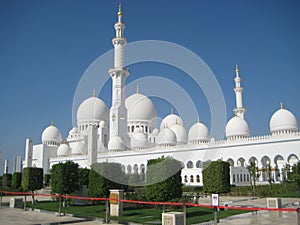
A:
[0,195,299,224]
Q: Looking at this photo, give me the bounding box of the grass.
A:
[27,200,249,224]
[272,191,299,198]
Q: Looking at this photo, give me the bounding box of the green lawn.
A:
[27,201,249,224]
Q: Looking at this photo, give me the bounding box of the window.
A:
[184,175,188,183]
[233,174,236,183]
[196,175,200,183]
[190,175,194,183]
[131,126,134,132]
[187,161,194,168]
[240,174,243,182]
[247,174,250,182]
[237,174,239,182]
[244,174,246,182]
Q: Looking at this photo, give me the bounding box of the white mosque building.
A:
[23,6,299,187]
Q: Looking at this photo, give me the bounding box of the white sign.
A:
[211,194,219,206]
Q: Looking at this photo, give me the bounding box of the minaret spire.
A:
[118,4,122,23]
[233,64,246,119]
[108,5,130,150]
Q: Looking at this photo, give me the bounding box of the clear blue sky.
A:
[0,0,299,173]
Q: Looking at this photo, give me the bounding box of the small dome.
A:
[99,121,106,128]
[170,124,187,144]
[226,116,249,138]
[125,93,157,123]
[188,121,210,142]
[57,144,71,157]
[70,142,85,155]
[152,128,159,135]
[160,114,184,130]
[108,136,125,151]
[69,127,78,135]
[131,132,148,149]
[77,96,109,124]
[270,108,298,133]
[42,124,62,143]
[157,128,177,146]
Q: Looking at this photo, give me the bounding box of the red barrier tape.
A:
[0,190,297,212]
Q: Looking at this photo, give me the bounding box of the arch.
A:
[196,175,200,183]
[288,154,298,165]
[140,164,145,172]
[121,165,125,173]
[249,157,258,164]
[274,155,284,165]
[261,156,271,168]
[237,157,245,167]
[127,165,132,174]
[226,158,234,167]
[133,164,138,174]
[196,160,202,168]
[180,161,185,169]
[187,161,194,168]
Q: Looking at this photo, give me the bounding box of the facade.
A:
[23,6,299,186]
[14,156,22,173]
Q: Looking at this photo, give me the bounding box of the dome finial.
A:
[51,121,54,126]
[136,84,140,94]
[235,64,239,77]
[171,107,174,115]
[197,117,200,123]
[92,89,96,97]
[280,101,283,109]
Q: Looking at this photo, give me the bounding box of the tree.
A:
[12,172,22,189]
[145,157,182,202]
[22,168,43,204]
[289,161,300,197]
[88,162,126,198]
[247,161,258,195]
[203,160,230,194]
[51,161,79,196]
[2,173,12,187]
[78,168,90,186]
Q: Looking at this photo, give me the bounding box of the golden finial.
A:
[136,84,140,94]
[235,64,239,73]
[118,3,122,17]
[280,101,283,109]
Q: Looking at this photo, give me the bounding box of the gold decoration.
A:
[110,193,118,205]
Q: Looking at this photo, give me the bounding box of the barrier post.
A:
[214,207,218,225]
[297,208,300,225]
[0,192,2,207]
[24,195,27,210]
[163,204,166,213]
[105,199,109,224]
[183,202,186,225]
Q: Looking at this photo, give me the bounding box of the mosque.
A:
[23,6,299,187]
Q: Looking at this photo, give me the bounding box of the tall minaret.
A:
[108,5,129,150]
[233,64,247,119]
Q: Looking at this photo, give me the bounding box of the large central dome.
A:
[77,96,109,124]
[125,93,157,123]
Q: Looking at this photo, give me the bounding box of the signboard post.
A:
[211,194,219,225]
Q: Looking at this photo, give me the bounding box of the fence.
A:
[0,190,299,224]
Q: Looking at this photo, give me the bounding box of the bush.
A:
[88,162,127,198]
[2,174,12,187]
[145,157,182,202]
[78,168,90,186]
[12,172,22,189]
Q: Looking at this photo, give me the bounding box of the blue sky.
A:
[0,0,299,173]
